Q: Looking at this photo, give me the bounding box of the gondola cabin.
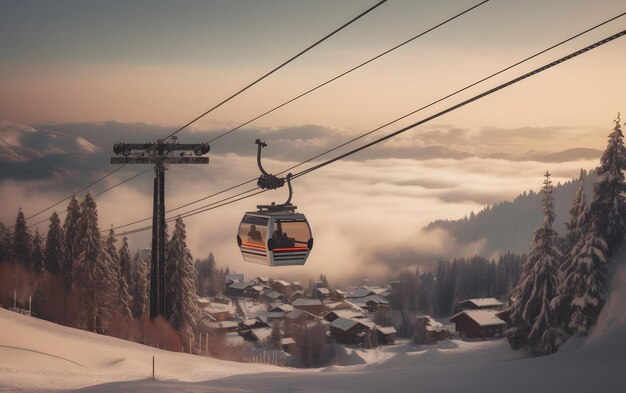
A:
[237,208,313,267]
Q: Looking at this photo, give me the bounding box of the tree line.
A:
[0,192,198,351]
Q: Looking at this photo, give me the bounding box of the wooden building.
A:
[449,310,506,339]
[457,298,504,311]
[292,298,323,315]
[329,317,375,345]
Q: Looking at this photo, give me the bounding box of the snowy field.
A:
[2,255,625,393]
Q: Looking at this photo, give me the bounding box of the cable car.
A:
[236,140,313,266]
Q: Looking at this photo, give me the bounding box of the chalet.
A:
[329,289,346,301]
[267,303,294,320]
[225,273,244,285]
[203,302,235,321]
[263,290,286,303]
[285,309,319,323]
[324,300,361,311]
[352,295,389,312]
[315,287,330,300]
[289,290,305,302]
[347,287,377,299]
[292,281,303,291]
[227,280,254,296]
[329,317,375,345]
[449,310,507,339]
[255,276,270,285]
[323,309,366,322]
[238,318,269,331]
[281,337,297,354]
[458,298,504,311]
[376,326,397,345]
[245,285,269,298]
[240,327,273,344]
[292,298,323,315]
[271,280,291,295]
[417,315,450,342]
[196,297,211,308]
[200,320,239,333]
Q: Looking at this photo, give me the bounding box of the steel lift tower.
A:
[111,139,210,319]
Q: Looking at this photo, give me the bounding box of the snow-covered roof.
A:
[281,337,296,345]
[203,321,238,330]
[269,304,294,313]
[325,309,365,320]
[225,332,245,346]
[377,326,397,335]
[267,311,284,319]
[196,297,211,305]
[316,287,330,295]
[273,279,290,287]
[420,316,447,332]
[204,302,236,315]
[285,309,318,321]
[226,273,244,282]
[229,281,253,290]
[292,298,322,307]
[256,276,269,282]
[248,285,267,292]
[330,317,360,331]
[249,327,272,342]
[460,298,504,308]
[351,295,389,307]
[292,281,302,287]
[450,310,507,327]
[347,288,376,298]
[264,291,284,299]
[331,289,346,295]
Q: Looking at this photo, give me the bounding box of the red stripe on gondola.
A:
[242,242,266,250]
[273,247,309,251]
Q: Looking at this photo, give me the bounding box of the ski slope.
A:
[2,254,625,392]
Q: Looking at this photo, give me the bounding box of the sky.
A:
[1,0,625,282]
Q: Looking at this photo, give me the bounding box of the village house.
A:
[329,317,376,345]
[245,284,269,298]
[417,315,450,342]
[329,289,346,301]
[315,287,330,300]
[376,326,397,345]
[449,309,507,339]
[238,318,269,331]
[227,280,254,296]
[292,298,323,315]
[271,280,291,295]
[225,273,244,286]
[457,297,504,311]
[323,309,366,322]
[285,308,319,323]
[240,327,273,345]
[203,301,236,321]
[263,290,286,303]
[200,320,239,334]
[352,295,389,312]
[281,337,297,354]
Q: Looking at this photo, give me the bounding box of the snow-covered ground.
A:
[2,254,625,392]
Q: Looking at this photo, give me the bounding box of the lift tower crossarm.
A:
[110,141,209,320]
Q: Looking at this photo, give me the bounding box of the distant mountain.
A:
[486,148,602,162]
[0,122,104,180]
[425,170,597,256]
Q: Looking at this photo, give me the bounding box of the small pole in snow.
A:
[152,356,155,379]
[13,290,16,310]
[28,296,32,316]
[189,337,192,354]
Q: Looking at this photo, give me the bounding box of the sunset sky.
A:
[1,0,625,281]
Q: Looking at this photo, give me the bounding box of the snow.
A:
[450,310,507,327]
[2,255,625,392]
[329,317,360,331]
[460,297,504,308]
[376,326,397,335]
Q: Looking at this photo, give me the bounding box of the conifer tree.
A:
[11,208,33,267]
[45,211,64,274]
[0,220,11,263]
[73,192,109,331]
[115,235,133,319]
[131,252,149,318]
[564,170,587,253]
[507,172,565,355]
[166,217,198,347]
[32,228,46,273]
[592,113,626,254]
[62,194,81,288]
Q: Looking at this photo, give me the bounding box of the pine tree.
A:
[116,236,133,319]
[507,172,565,355]
[131,251,149,318]
[32,228,46,273]
[11,209,33,267]
[103,228,131,321]
[593,113,626,254]
[73,192,109,332]
[62,194,81,288]
[0,220,12,263]
[564,170,587,253]
[45,211,64,274]
[166,217,198,347]
[269,321,282,349]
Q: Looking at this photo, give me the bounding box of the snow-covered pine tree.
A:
[592,113,626,255]
[166,217,198,349]
[62,194,81,288]
[506,172,565,355]
[73,191,111,332]
[115,235,133,319]
[564,170,587,254]
[11,209,33,268]
[45,211,64,274]
[32,228,46,273]
[131,252,149,318]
